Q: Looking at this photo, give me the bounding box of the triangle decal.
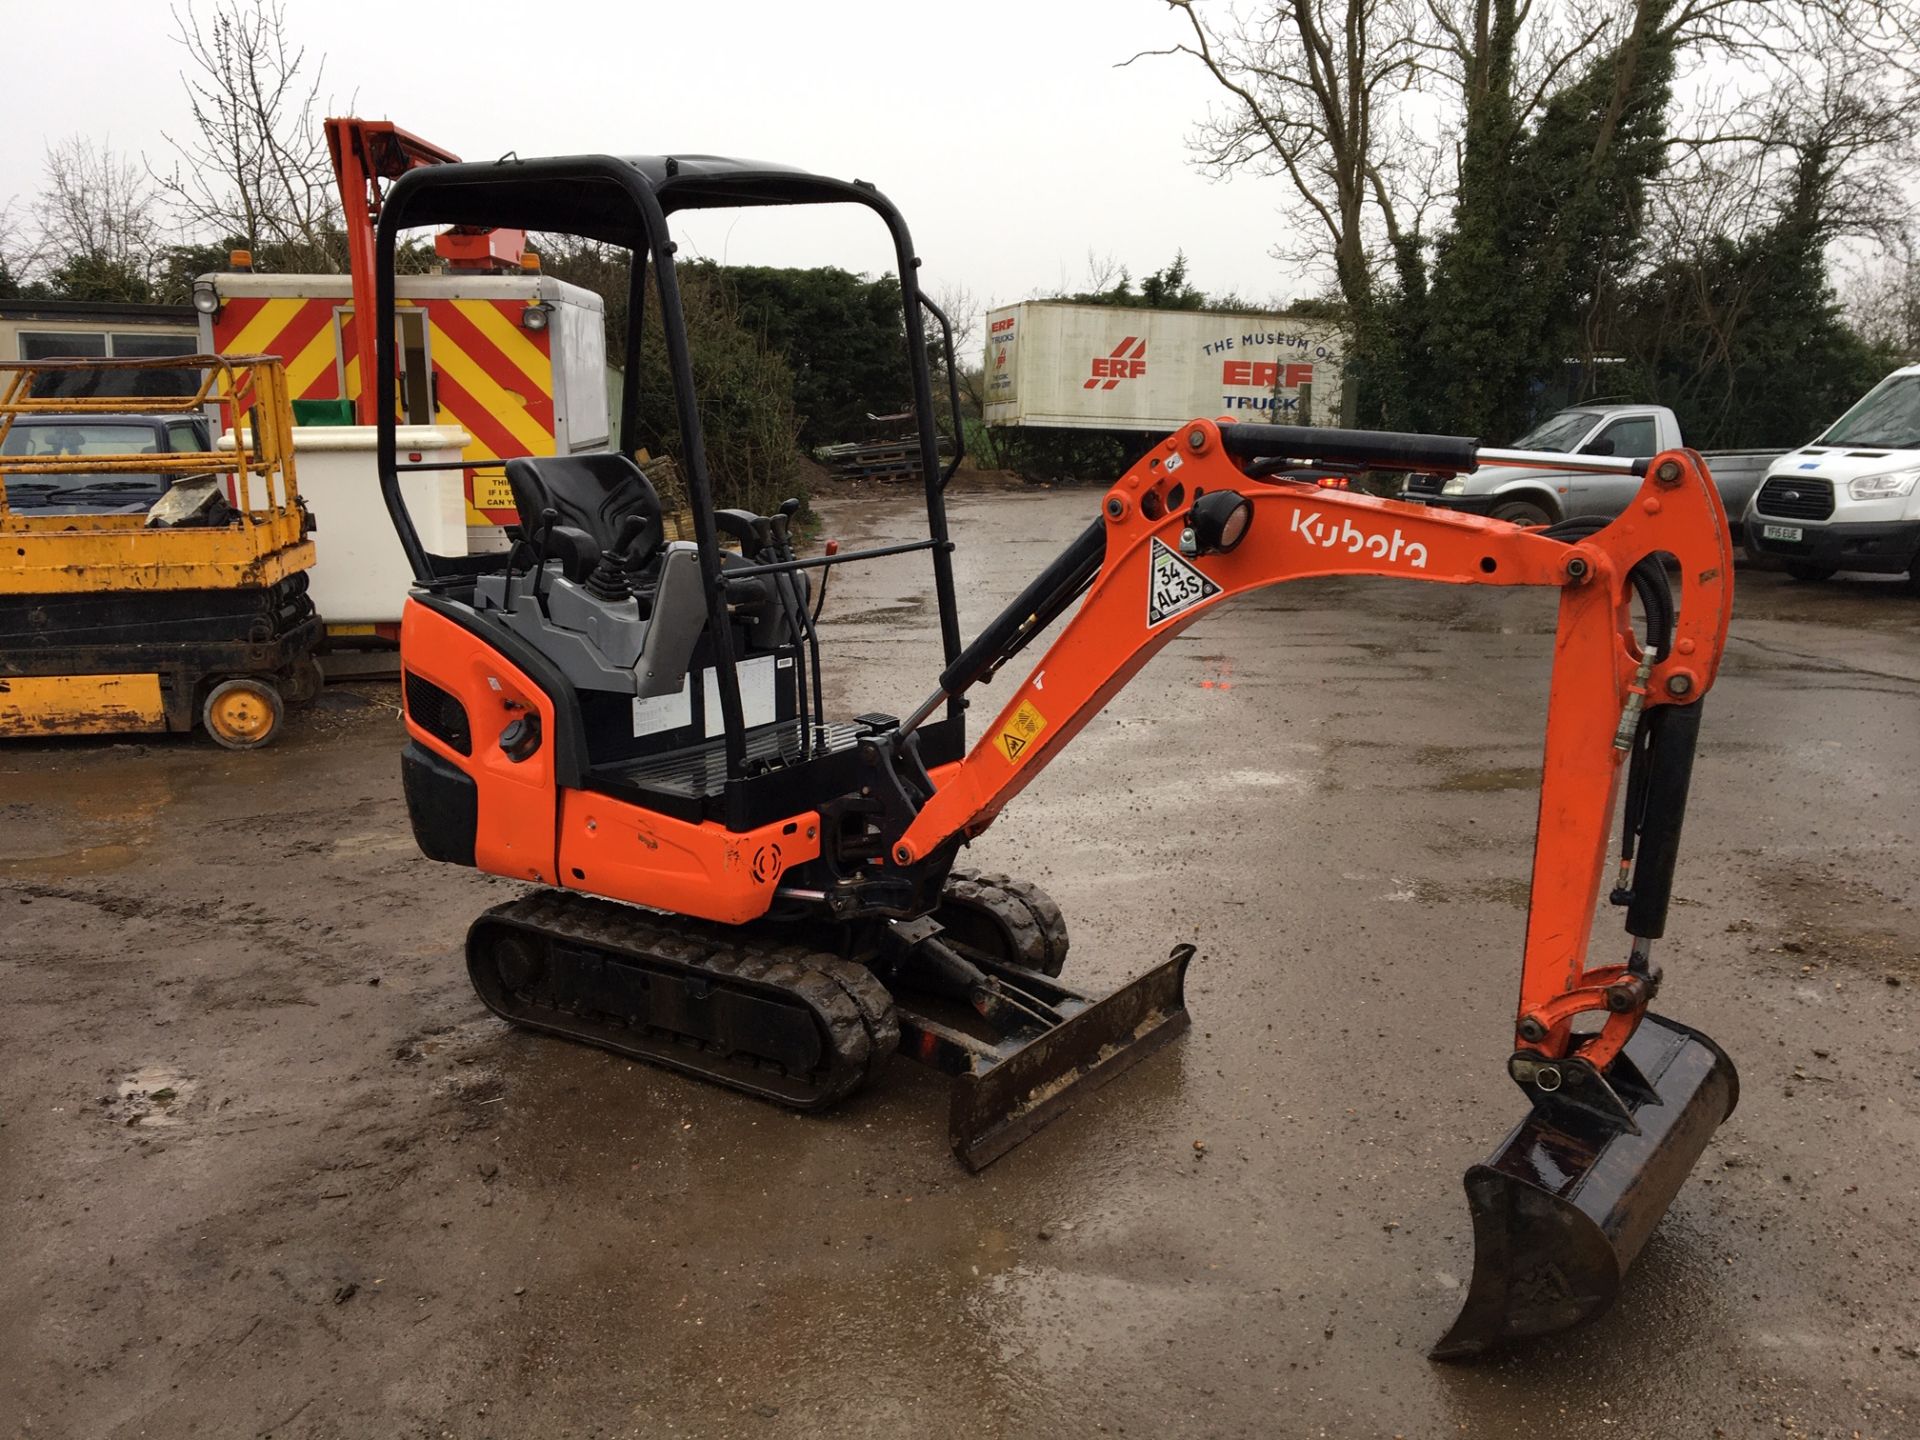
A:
[1147,535,1222,626]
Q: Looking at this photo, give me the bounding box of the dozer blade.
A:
[896,945,1193,1170]
[1430,1012,1739,1361]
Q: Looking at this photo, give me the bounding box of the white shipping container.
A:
[983,300,1349,433]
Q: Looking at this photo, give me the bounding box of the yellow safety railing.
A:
[0,355,313,595]
[0,353,303,522]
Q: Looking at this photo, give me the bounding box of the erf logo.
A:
[1086,336,1148,390]
[990,317,1016,335]
[1223,361,1314,388]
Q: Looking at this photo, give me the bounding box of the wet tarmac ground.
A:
[2,482,1917,1439]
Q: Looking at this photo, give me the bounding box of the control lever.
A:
[584,513,651,602]
[774,496,801,537]
[528,506,559,598]
[714,508,773,557]
[812,539,839,623]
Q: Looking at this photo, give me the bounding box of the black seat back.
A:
[504,453,665,568]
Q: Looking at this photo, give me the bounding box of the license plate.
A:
[1762,523,1803,542]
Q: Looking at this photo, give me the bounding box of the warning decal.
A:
[1147,536,1221,626]
[998,699,1048,763]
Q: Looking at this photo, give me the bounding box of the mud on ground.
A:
[2,487,1917,1439]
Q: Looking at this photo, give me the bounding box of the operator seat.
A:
[504,453,665,571]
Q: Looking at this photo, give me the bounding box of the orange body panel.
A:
[399,599,821,926]
[401,601,560,885]
[555,792,819,926]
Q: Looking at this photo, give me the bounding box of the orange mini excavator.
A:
[371,153,1737,1358]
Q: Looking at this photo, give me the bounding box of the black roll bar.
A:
[373,153,966,780]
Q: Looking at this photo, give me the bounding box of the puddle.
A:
[1751,860,1917,981]
[1429,765,1540,793]
[0,764,177,875]
[329,829,418,858]
[1206,767,1310,791]
[0,841,142,879]
[106,1065,197,1129]
[1354,873,1530,907]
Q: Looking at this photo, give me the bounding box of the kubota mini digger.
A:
[371,152,1738,1359]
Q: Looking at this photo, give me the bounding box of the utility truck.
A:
[1403,403,1777,532]
[983,300,1351,435]
[1744,364,1920,586]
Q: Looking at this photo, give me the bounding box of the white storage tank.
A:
[222,424,471,635]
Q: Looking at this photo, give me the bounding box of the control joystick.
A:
[584,513,652,602]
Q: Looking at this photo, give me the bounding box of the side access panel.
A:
[400,599,560,885]
[554,786,820,926]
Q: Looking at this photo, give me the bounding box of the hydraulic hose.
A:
[1543,515,1675,658]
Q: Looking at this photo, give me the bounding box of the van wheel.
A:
[1785,564,1837,582]
[203,678,285,750]
[1490,499,1554,527]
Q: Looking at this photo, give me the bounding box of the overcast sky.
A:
[2,0,1316,321]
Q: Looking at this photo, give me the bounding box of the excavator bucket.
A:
[1431,1013,1739,1361]
[896,945,1194,1170]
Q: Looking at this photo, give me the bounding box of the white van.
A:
[1744,365,1920,586]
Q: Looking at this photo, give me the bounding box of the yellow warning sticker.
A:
[998,699,1048,763]
[475,471,516,511]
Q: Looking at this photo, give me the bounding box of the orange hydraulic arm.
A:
[889,418,1732,1081]
[323,117,468,423]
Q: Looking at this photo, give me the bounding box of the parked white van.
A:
[1744,365,1920,587]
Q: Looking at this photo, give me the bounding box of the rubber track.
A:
[937,868,1071,976]
[469,889,898,1109]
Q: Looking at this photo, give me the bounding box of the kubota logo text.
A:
[1086,336,1147,390]
[1290,510,1429,568]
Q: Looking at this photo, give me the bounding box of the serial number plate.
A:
[1762,523,1804,542]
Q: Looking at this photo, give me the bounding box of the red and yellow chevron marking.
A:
[218,296,341,400]
[434,301,554,519]
[214,294,557,525]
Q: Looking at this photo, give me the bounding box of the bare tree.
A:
[159,0,342,270]
[1045,250,1129,301]
[929,279,981,403]
[8,137,167,299]
[1146,0,1920,306]
[1637,11,1920,393]
[1844,246,1920,357]
[1131,1,1428,308]
[32,137,163,275]
[0,199,29,292]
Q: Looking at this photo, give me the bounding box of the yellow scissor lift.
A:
[0,354,321,748]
